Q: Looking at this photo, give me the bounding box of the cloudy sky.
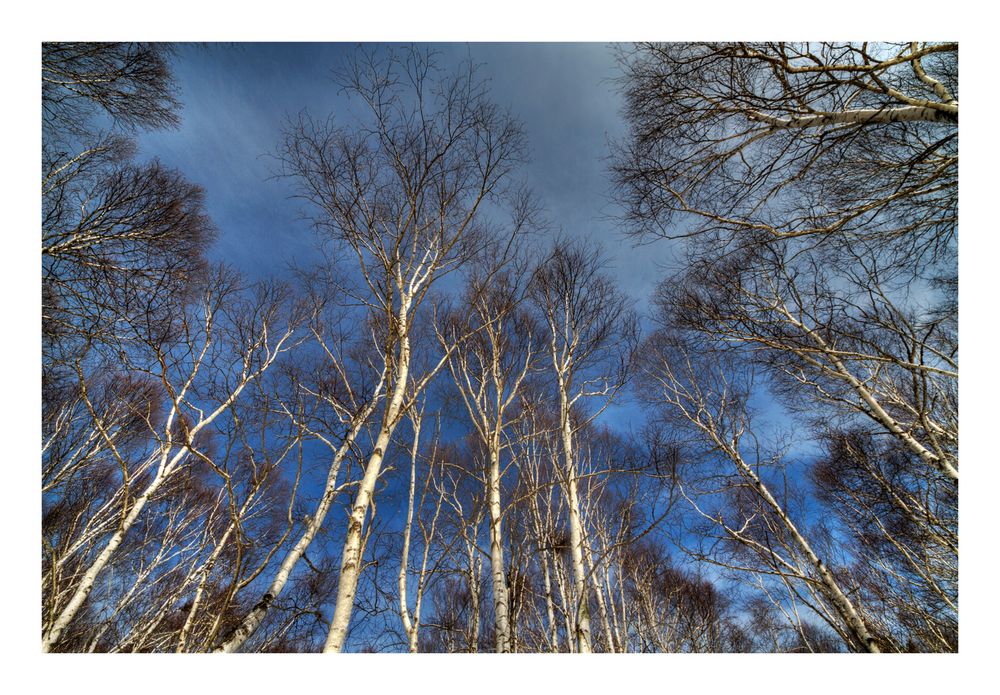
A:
[135,43,677,311]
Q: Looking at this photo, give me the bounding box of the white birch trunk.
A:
[42,457,173,651]
[778,303,959,483]
[565,472,593,654]
[585,542,615,652]
[42,317,291,652]
[727,446,882,653]
[748,104,956,128]
[487,444,513,653]
[559,396,592,653]
[323,332,410,653]
[176,515,239,652]
[468,541,482,652]
[539,551,559,652]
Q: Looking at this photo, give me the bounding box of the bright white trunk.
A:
[780,304,958,482]
[539,552,559,651]
[748,104,956,128]
[585,543,616,652]
[735,455,881,653]
[487,445,513,653]
[467,539,482,652]
[43,327,291,652]
[565,473,593,654]
[323,336,410,653]
[398,411,426,654]
[559,398,593,654]
[177,515,239,652]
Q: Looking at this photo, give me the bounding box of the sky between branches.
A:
[133,42,691,434]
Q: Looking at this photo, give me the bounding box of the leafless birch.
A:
[529,238,638,652]
[271,47,528,652]
[639,333,881,652]
[441,266,538,651]
[42,271,297,651]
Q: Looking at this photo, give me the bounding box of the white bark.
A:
[539,552,559,651]
[775,302,959,483]
[42,457,171,651]
[323,329,410,653]
[565,478,593,653]
[646,344,882,652]
[584,538,616,653]
[561,407,593,654]
[487,445,513,653]
[398,414,421,653]
[397,408,442,654]
[736,459,881,653]
[468,545,483,652]
[747,104,956,128]
[176,507,241,652]
[41,305,291,652]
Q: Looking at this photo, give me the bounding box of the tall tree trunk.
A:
[323,335,410,653]
[539,551,559,652]
[743,462,881,653]
[565,472,593,654]
[560,398,592,653]
[585,542,616,652]
[468,541,482,652]
[177,512,240,652]
[487,443,513,653]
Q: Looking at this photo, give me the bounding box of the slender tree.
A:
[441,264,538,652]
[529,238,638,653]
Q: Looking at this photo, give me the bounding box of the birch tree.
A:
[658,243,957,484]
[43,43,180,140]
[416,440,488,652]
[41,50,219,610]
[441,266,538,652]
[42,270,298,651]
[271,47,528,653]
[614,42,958,653]
[395,406,454,652]
[646,239,957,650]
[812,428,957,651]
[528,238,638,653]
[43,42,211,364]
[613,40,959,485]
[614,42,957,275]
[638,332,882,652]
[209,269,389,652]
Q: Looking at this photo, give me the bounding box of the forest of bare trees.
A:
[40,41,958,654]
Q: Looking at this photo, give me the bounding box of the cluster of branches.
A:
[617,42,957,653]
[41,42,957,654]
[41,42,303,652]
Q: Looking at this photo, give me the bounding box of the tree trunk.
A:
[487,444,513,653]
[323,335,410,653]
[42,454,174,651]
